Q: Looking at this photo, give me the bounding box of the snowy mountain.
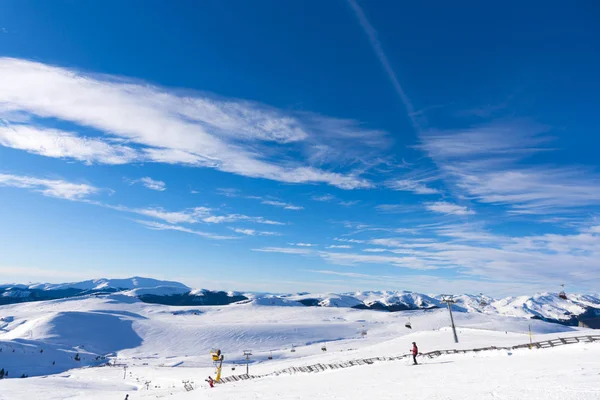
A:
[1,277,600,326]
[18,277,190,292]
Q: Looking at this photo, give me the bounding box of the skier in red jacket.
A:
[411,342,419,365]
[206,376,214,388]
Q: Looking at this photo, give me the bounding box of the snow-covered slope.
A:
[0,292,597,399]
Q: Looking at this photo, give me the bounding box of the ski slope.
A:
[0,293,598,399]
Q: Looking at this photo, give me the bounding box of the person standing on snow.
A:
[411,342,419,365]
[206,376,214,388]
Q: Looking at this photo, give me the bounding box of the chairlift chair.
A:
[321,344,327,352]
[268,351,273,360]
[559,284,567,300]
[405,317,412,329]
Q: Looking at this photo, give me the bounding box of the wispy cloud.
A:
[425,201,475,216]
[311,193,359,207]
[0,57,387,189]
[229,227,281,236]
[289,243,317,247]
[0,173,99,200]
[216,188,303,210]
[387,178,439,195]
[136,220,236,240]
[312,194,336,202]
[132,206,211,224]
[0,124,138,165]
[419,119,600,215]
[252,247,313,255]
[327,244,352,249]
[130,177,166,191]
[260,200,304,210]
[318,251,438,270]
[203,214,284,225]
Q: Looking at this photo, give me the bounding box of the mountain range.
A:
[1,277,599,326]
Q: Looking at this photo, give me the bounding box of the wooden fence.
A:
[219,334,600,384]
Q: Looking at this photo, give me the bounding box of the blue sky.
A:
[1,1,599,295]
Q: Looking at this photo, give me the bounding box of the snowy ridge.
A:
[1,277,600,324]
[24,277,190,292]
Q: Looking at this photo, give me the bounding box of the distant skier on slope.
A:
[411,342,419,365]
[206,376,214,388]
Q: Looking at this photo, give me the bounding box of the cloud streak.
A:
[133,177,166,192]
[0,173,99,200]
[0,57,386,189]
[425,201,475,216]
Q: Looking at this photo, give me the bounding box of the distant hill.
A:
[1,277,599,326]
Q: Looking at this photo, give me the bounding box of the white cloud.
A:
[133,207,211,224]
[327,244,352,249]
[0,125,138,165]
[418,120,600,215]
[229,227,280,236]
[203,214,284,225]
[306,270,550,297]
[135,220,236,240]
[312,194,335,202]
[318,251,438,270]
[334,238,367,244]
[289,243,317,247]
[387,178,439,195]
[0,173,99,200]
[0,57,384,189]
[134,177,166,191]
[425,201,475,216]
[252,247,313,255]
[353,224,600,287]
[260,200,304,210]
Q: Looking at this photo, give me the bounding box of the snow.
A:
[0,292,598,399]
[26,277,190,292]
[123,286,191,297]
[287,293,364,308]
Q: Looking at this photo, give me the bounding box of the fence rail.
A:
[219,334,600,384]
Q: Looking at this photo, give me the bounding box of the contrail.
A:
[347,0,421,131]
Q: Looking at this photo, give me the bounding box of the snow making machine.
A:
[210,349,224,383]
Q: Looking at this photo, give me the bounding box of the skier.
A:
[411,342,419,365]
[124,395,129,400]
[206,376,214,388]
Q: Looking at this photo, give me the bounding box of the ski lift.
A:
[559,284,567,300]
[290,345,296,353]
[268,351,273,360]
[405,317,412,329]
[321,343,327,352]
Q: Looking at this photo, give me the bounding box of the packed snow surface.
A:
[0,292,598,399]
